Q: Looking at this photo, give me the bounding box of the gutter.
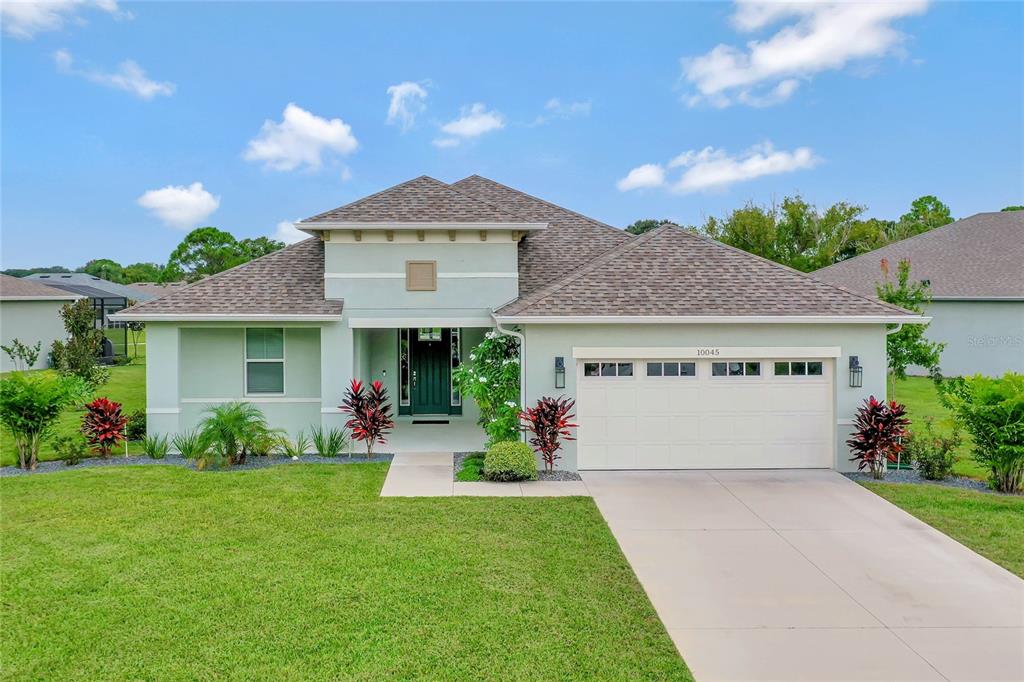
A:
[886,323,904,336]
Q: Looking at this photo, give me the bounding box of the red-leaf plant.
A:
[846,396,910,479]
[340,379,395,458]
[82,397,128,457]
[520,396,578,472]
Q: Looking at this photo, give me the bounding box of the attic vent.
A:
[406,261,437,291]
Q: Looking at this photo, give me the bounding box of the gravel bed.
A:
[1,452,392,477]
[844,468,1000,494]
[453,451,582,482]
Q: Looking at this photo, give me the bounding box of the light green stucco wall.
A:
[0,299,70,371]
[914,300,1023,377]
[520,323,889,472]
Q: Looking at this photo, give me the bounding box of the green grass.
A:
[1,360,146,467]
[861,482,1024,578]
[893,376,988,480]
[105,327,146,360]
[455,452,485,481]
[1,465,692,680]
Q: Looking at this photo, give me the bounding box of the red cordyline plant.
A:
[846,395,910,479]
[82,397,128,457]
[340,379,394,458]
[520,396,578,472]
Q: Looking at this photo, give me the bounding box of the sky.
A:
[1,1,1022,270]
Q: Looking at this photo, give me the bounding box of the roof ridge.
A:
[454,175,629,237]
[442,178,534,223]
[300,175,440,223]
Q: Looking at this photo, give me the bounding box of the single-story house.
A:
[0,274,81,371]
[813,211,1023,377]
[114,175,926,472]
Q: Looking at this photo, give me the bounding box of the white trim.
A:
[348,317,494,329]
[146,407,181,414]
[296,221,547,231]
[931,296,1024,301]
[836,418,856,425]
[0,295,83,302]
[244,327,286,397]
[182,397,321,404]
[321,407,344,414]
[499,315,929,325]
[109,313,342,322]
[572,346,842,360]
[325,272,518,280]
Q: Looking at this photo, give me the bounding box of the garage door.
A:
[576,357,833,469]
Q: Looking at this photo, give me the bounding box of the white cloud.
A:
[432,137,461,149]
[616,164,666,192]
[1,0,128,39]
[437,103,504,145]
[244,103,358,172]
[386,81,429,131]
[534,97,592,125]
[274,220,307,245]
[53,49,174,99]
[137,182,219,229]
[682,1,929,108]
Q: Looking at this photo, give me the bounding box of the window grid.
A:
[646,361,697,377]
[774,360,824,377]
[583,361,634,377]
[712,361,761,377]
[245,328,285,395]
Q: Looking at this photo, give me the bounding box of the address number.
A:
[696,348,720,357]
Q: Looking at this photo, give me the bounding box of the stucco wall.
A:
[520,323,889,472]
[0,299,70,371]
[913,300,1024,377]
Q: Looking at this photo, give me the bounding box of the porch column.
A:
[320,319,353,430]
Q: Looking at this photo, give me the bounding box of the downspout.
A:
[886,323,903,336]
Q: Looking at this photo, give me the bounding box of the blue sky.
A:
[2,1,1021,269]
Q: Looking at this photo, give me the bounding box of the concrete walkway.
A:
[379,452,589,497]
[582,469,1024,682]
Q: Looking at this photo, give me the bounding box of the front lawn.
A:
[862,482,1024,578]
[1,465,691,680]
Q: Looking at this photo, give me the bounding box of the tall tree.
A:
[625,218,669,235]
[238,236,285,260]
[1,266,71,278]
[890,195,953,241]
[82,259,125,282]
[166,227,246,282]
[1001,205,1024,212]
[876,259,944,398]
[122,262,164,283]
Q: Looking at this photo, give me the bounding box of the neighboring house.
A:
[25,272,158,327]
[0,274,81,371]
[814,211,1024,377]
[114,175,925,472]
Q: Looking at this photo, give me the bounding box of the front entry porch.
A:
[386,415,486,453]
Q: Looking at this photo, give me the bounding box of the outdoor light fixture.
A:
[849,355,863,388]
[554,356,566,389]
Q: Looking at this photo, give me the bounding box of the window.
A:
[399,329,410,406]
[583,361,634,377]
[647,361,696,377]
[418,327,442,342]
[712,361,761,377]
[406,260,437,291]
[774,360,823,377]
[245,328,284,394]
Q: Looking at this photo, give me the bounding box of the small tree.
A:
[50,298,108,390]
[82,397,128,457]
[876,259,944,398]
[846,396,910,479]
[452,331,520,446]
[125,299,145,360]
[340,379,394,458]
[1,339,42,371]
[520,396,578,472]
[0,373,88,469]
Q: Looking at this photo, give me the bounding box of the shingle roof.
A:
[813,211,1024,299]
[24,272,156,301]
[496,225,914,318]
[450,175,633,295]
[0,274,80,300]
[299,175,528,224]
[115,238,342,318]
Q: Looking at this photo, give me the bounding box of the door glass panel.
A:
[775,361,790,376]
[745,362,761,376]
[617,362,633,376]
[728,362,744,376]
[663,362,679,376]
[418,327,442,342]
[808,361,823,376]
[646,362,663,377]
[680,362,696,376]
[600,362,617,376]
[792,361,807,375]
[584,362,600,377]
[712,362,727,376]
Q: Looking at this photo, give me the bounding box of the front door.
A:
[411,328,450,414]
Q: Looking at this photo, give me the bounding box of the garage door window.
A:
[712,361,761,377]
[647,361,696,377]
[774,361,823,376]
[583,361,634,377]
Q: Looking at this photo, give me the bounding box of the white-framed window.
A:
[774,360,824,377]
[418,327,442,342]
[646,361,696,377]
[450,328,462,406]
[583,361,634,377]
[245,328,285,395]
[711,361,761,377]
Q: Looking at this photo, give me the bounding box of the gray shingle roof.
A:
[116,239,342,318]
[299,175,528,224]
[0,274,80,300]
[24,272,155,301]
[496,225,914,318]
[450,175,633,295]
[813,211,1024,299]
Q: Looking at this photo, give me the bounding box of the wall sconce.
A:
[554,356,565,389]
[849,355,863,388]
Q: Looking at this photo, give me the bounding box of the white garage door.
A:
[577,357,833,469]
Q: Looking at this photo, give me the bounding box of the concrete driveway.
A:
[582,470,1024,682]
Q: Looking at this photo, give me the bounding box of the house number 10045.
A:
[696,348,720,357]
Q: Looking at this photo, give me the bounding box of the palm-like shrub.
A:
[198,402,270,466]
[520,396,578,472]
[0,373,88,469]
[277,431,312,458]
[311,425,348,457]
[172,429,209,467]
[846,396,910,479]
[340,379,394,458]
[142,434,170,460]
[82,397,129,457]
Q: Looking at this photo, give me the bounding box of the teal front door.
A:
[411,328,450,415]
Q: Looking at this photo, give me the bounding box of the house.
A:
[114,176,926,471]
[814,211,1024,377]
[0,274,81,371]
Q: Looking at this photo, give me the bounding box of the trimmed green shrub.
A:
[483,441,537,482]
[143,434,170,460]
[0,372,89,469]
[455,453,485,482]
[125,409,147,441]
[905,418,961,481]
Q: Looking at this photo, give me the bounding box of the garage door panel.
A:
[638,415,672,441]
[577,387,608,416]
[638,387,671,412]
[579,416,607,440]
[607,416,637,440]
[607,387,638,412]
[764,414,829,441]
[670,416,700,441]
[701,413,764,441]
[668,387,703,412]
